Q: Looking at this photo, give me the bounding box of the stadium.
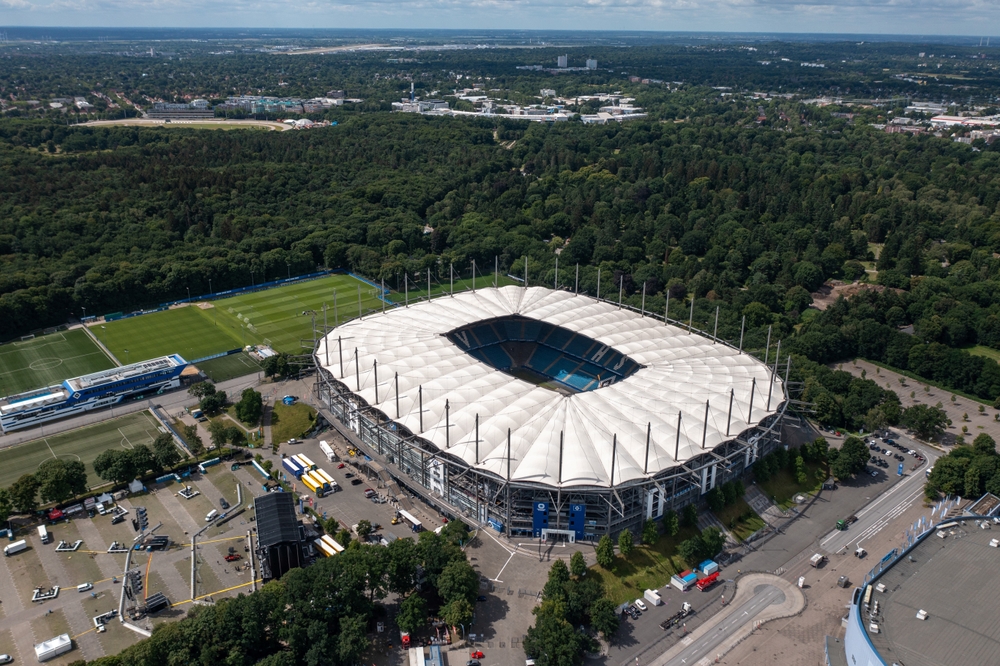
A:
[841,494,1000,666]
[315,286,788,539]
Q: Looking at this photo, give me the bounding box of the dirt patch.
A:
[168,302,191,309]
[810,280,901,311]
[196,302,214,310]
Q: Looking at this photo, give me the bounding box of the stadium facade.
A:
[315,287,787,539]
[0,355,188,433]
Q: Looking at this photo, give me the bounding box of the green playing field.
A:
[0,329,115,396]
[0,411,163,489]
[97,306,241,365]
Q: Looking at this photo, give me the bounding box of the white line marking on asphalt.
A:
[493,549,516,583]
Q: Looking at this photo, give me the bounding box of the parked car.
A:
[477,595,487,602]
[351,479,363,485]
[870,470,878,477]
[338,463,346,469]
[468,660,481,666]
[471,652,485,659]
[345,472,354,478]
[635,599,648,612]
[111,515,125,525]
[224,554,242,562]
[219,498,230,509]
[0,654,11,664]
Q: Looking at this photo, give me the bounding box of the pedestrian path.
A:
[697,511,739,548]
[745,484,789,526]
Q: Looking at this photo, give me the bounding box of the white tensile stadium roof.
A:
[319,286,782,489]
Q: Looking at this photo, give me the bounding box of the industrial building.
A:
[315,286,787,540]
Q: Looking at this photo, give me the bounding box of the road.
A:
[657,585,785,666]
[818,432,940,555]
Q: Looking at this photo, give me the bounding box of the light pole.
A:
[186,287,191,302]
[286,262,291,280]
[125,348,129,364]
[82,306,86,321]
[209,278,212,295]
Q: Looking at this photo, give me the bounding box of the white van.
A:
[77,582,93,592]
[205,509,219,522]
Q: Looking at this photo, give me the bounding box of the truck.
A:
[836,515,858,531]
[659,602,694,630]
[810,553,826,567]
[38,524,51,544]
[281,456,305,479]
[3,540,27,556]
[319,440,336,462]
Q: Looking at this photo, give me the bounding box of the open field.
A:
[97,307,240,364]
[270,402,317,444]
[0,329,115,396]
[713,498,766,541]
[965,344,1000,364]
[0,411,163,489]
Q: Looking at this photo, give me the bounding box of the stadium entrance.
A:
[447,315,642,394]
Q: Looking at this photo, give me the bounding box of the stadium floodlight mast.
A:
[333,289,338,326]
[554,256,558,290]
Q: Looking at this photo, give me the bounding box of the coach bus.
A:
[312,468,338,493]
[292,454,317,472]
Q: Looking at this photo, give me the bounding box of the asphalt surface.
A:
[659,584,785,666]
[818,432,939,555]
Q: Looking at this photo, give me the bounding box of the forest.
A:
[1,40,1000,432]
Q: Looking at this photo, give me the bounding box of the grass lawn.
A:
[713,498,766,541]
[965,345,1000,364]
[271,402,317,444]
[757,462,825,510]
[0,410,163,489]
[98,306,240,364]
[197,352,262,382]
[589,525,701,605]
[0,328,115,396]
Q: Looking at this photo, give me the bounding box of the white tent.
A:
[319,287,782,488]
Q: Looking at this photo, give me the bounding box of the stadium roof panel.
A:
[319,287,782,488]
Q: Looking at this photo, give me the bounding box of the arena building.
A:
[315,286,788,539]
[842,496,1000,666]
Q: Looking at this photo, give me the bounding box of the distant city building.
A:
[540,89,556,97]
[147,101,215,119]
[586,59,598,70]
[557,55,568,68]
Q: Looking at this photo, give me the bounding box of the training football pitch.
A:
[0,329,115,396]
[0,411,163,489]
[98,274,382,364]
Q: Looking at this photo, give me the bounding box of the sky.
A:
[2,0,1000,38]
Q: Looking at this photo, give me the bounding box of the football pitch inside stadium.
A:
[0,329,116,396]
[0,411,163,489]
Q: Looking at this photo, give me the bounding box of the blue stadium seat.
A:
[481,344,513,370]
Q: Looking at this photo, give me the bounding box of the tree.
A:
[337,614,370,666]
[595,535,615,569]
[641,518,659,545]
[440,598,474,631]
[235,388,263,424]
[705,486,725,512]
[188,381,216,398]
[681,503,699,528]
[973,434,997,456]
[200,390,227,415]
[93,449,136,485]
[901,404,949,440]
[226,425,246,447]
[385,537,417,594]
[35,458,88,504]
[322,517,341,536]
[617,528,633,558]
[440,518,471,545]
[355,519,373,541]
[263,353,291,379]
[8,474,40,514]
[183,424,205,458]
[437,559,479,605]
[795,455,807,485]
[152,433,183,470]
[524,603,591,666]
[543,560,570,601]
[334,528,353,548]
[396,593,427,634]
[129,445,157,477]
[570,551,587,578]
[589,598,619,640]
[0,488,12,524]
[663,509,680,537]
[207,419,228,450]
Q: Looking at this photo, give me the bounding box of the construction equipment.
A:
[659,602,694,630]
